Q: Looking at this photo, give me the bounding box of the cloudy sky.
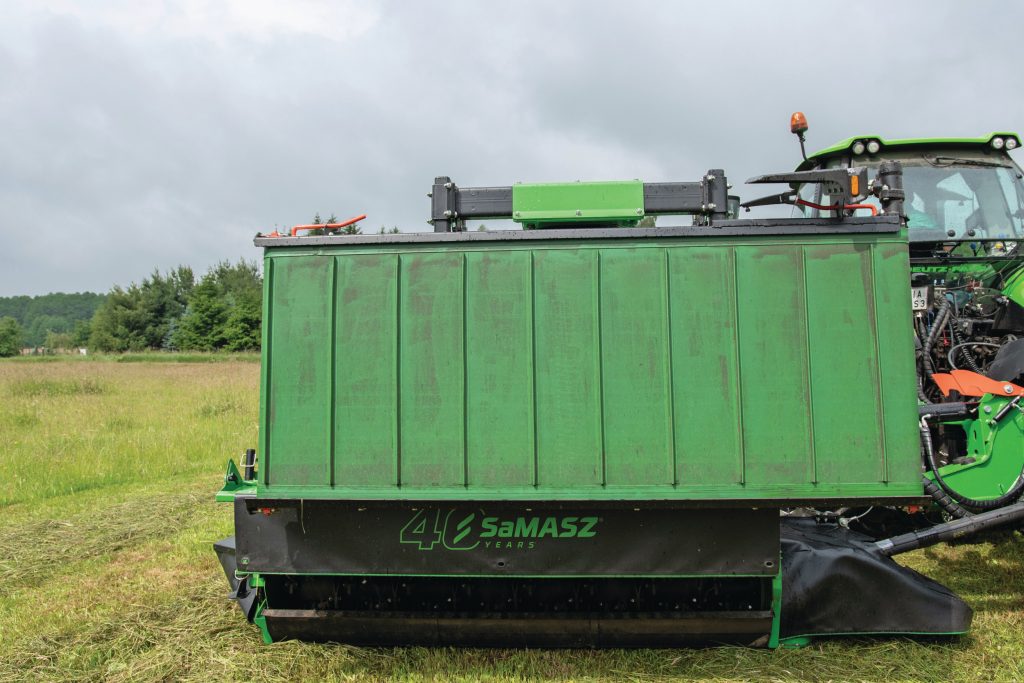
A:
[1,1,1021,296]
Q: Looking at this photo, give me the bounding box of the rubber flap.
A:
[780,519,972,638]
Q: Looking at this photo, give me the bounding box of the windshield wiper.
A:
[925,155,1012,169]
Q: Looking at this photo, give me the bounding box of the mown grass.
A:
[1,361,1023,682]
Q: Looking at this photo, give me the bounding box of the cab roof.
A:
[797,132,1021,170]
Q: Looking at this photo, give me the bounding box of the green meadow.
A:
[1,360,1023,682]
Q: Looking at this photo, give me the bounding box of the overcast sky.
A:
[1,1,1022,296]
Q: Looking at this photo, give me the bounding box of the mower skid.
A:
[213,536,258,622]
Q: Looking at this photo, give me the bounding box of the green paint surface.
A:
[257,231,921,502]
[464,250,535,487]
[532,249,603,486]
[669,248,744,486]
[513,180,643,228]
[334,254,398,486]
[1003,264,1024,307]
[928,394,1024,501]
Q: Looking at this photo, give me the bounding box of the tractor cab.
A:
[793,133,1024,259]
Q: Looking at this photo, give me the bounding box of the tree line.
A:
[0,292,106,348]
[0,260,261,357]
[88,260,262,352]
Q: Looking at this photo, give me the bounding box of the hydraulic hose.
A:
[916,377,931,405]
[947,318,983,373]
[948,341,1001,372]
[914,329,931,404]
[876,498,1024,556]
[919,419,970,519]
[922,476,969,519]
[921,299,951,381]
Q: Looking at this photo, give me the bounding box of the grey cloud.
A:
[1,1,1021,295]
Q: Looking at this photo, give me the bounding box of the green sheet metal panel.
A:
[873,241,923,486]
[333,253,398,487]
[258,231,920,501]
[804,243,885,484]
[532,249,603,486]
[398,251,466,487]
[735,246,815,487]
[669,248,744,486]
[262,255,333,487]
[598,249,674,486]
[464,250,536,487]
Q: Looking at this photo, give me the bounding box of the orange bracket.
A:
[289,214,367,237]
[931,369,1024,398]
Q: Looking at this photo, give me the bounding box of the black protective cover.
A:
[988,337,1024,383]
[780,519,972,638]
[233,499,779,577]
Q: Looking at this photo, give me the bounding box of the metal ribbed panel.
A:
[260,233,920,501]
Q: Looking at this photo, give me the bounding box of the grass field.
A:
[2,360,1024,682]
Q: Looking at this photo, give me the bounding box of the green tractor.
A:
[745,115,1024,532]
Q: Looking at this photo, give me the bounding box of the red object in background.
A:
[290,214,367,237]
[795,199,878,216]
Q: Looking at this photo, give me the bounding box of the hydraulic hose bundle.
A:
[920,298,951,390]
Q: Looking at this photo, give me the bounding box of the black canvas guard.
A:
[780,519,972,638]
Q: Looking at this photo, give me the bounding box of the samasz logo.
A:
[399,508,599,551]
